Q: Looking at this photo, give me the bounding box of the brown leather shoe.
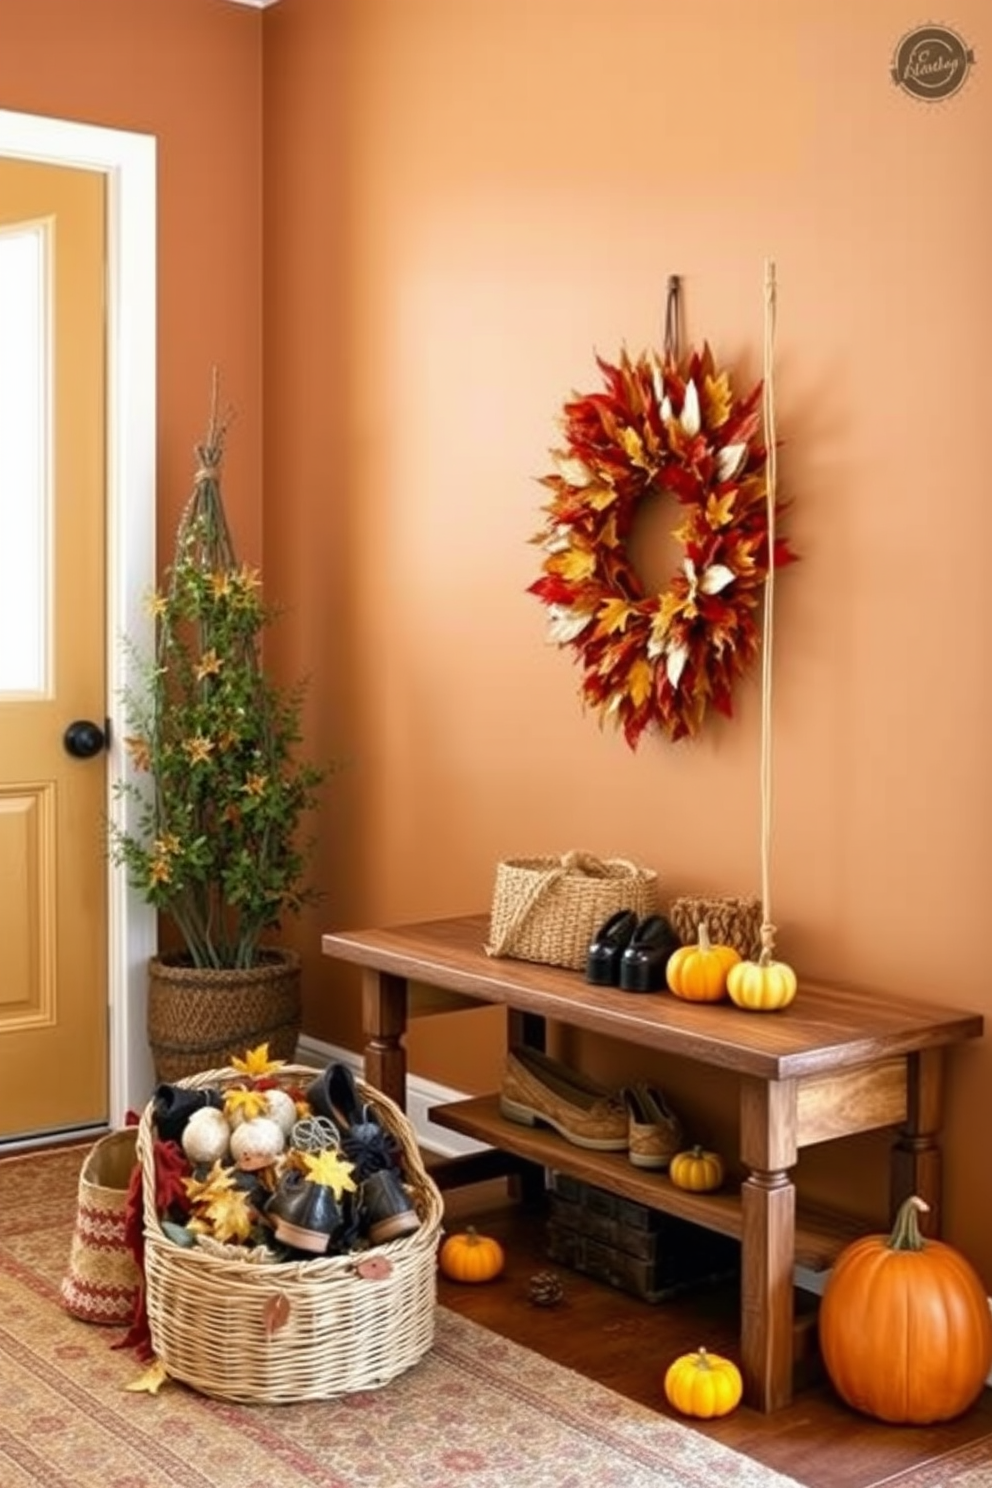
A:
[499,1046,628,1151]
[624,1083,683,1169]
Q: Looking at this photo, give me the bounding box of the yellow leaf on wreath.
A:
[706,490,736,529]
[586,484,619,512]
[125,1359,170,1396]
[702,371,733,428]
[554,547,598,583]
[597,598,636,636]
[619,426,649,467]
[627,657,654,709]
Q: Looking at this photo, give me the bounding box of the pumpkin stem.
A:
[698,920,712,952]
[465,1225,481,1245]
[758,922,777,966]
[887,1195,930,1252]
[695,1347,712,1370]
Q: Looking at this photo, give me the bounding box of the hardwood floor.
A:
[435,1177,992,1488]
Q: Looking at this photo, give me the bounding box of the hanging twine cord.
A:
[758,261,778,966]
[663,274,682,364]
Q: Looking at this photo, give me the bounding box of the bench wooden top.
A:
[321,913,983,1081]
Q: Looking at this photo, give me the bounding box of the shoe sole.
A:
[368,1211,422,1245]
[272,1218,332,1254]
[499,1094,628,1152]
[628,1152,674,1169]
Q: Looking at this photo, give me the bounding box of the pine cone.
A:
[528,1270,564,1307]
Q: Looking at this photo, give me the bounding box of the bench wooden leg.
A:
[362,968,408,1108]
[740,1076,799,1412]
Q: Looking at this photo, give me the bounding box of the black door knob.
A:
[63,720,107,759]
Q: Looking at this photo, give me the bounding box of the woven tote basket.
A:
[60,1127,142,1326]
[137,1063,443,1404]
[146,949,302,1084]
[486,850,658,971]
[669,894,763,961]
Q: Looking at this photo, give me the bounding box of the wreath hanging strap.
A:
[529,276,796,749]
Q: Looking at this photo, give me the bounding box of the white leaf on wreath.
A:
[543,525,573,555]
[680,380,701,437]
[716,442,747,482]
[698,564,735,595]
[660,394,673,422]
[547,606,594,644]
[651,362,666,407]
[666,644,689,689]
[553,452,594,487]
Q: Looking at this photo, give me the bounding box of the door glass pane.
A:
[0,220,50,696]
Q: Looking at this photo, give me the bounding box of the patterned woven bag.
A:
[60,1127,142,1326]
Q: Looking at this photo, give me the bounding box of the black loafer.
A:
[586,909,638,986]
[619,915,681,992]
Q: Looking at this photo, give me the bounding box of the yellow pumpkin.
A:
[666,921,740,1003]
[438,1226,506,1283]
[664,1347,743,1418]
[669,1145,724,1192]
[726,955,797,1012]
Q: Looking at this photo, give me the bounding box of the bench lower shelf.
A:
[429,1094,869,1272]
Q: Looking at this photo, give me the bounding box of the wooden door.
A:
[0,157,108,1139]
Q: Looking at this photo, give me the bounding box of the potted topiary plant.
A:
[111,383,327,1081]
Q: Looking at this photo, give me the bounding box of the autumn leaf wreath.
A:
[529,286,796,749]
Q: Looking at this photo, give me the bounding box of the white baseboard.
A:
[294,1035,489,1161]
[295,1037,992,1385]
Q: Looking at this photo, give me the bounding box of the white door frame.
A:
[0,108,157,1126]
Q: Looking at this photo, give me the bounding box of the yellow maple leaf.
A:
[596,598,636,636]
[706,490,736,529]
[125,1359,170,1395]
[230,1043,286,1078]
[553,546,598,583]
[223,1087,269,1123]
[303,1148,358,1200]
[702,371,733,428]
[203,1187,255,1245]
[183,1159,237,1207]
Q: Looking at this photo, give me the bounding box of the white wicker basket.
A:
[137,1063,443,1404]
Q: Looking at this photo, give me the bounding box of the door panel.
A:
[0,157,107,1139]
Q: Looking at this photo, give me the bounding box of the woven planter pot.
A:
[147,948,302,1084]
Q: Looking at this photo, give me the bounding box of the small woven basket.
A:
[669,895,763,961]
[486,851,658,971]
[60,1127,142,1326]
[136,1063,443,1404]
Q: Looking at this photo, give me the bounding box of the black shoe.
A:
[358,1169,421,1245]
[586,909,638,986]
[265,1170,346,1255]
[152,1083,223,1144]
[307,1063,401,1178]
[618,915,681,992]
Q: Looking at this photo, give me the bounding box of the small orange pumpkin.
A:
[664,1347,743,1418]
[666,921,740,1003]
[438,1226,506,1283]
[819,1196,992,1424]
[669,1145,724,1193]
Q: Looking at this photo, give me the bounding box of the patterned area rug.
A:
[0,1144,807,1488]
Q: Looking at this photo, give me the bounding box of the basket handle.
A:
[484,851,640,958]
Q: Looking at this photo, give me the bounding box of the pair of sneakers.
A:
[586,910,681,992]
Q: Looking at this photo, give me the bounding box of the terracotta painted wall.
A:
[264,0,992,1274]
[0,0,264,562]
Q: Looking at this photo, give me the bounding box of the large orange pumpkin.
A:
[819,1195,992,1424]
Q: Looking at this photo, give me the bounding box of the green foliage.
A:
[110,408,327,969]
